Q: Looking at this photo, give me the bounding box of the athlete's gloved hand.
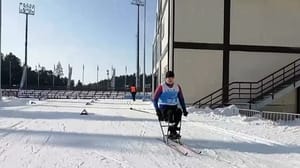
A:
[183,109,188,117]
[156,109,163,121]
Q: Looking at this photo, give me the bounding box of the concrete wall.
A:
[174,0,223,43]
[153,0,300,109]
[174,49,223,104]
[231,0,300,47]
[160,52,168,83]
[230,52,300,82]
[261,90,297,113]
[161,0,169,51]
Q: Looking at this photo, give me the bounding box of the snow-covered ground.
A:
[0,97,299,168]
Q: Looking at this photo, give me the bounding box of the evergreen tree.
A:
[55,61,64,77]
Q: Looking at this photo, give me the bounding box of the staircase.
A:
[192,58,300,110]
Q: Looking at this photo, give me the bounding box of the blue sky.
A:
[2,0,156,84]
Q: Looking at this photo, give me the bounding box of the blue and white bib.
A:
[158,83,179,106]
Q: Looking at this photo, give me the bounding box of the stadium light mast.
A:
[19,2,35,90]
[131,0,144,92]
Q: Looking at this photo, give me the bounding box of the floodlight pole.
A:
[143,0,146,100]
[131,0,144,92]
[19,2,35,90]
[25,13,28,88]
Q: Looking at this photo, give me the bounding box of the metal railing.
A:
[3,89,152,100]
[239,109,261,117]
[239,109,300,122]
[193,58,300,109]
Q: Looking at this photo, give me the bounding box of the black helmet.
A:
[165,71,175,78]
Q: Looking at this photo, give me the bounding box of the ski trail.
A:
[129,107,296,167]
[182,118,296,168]
[130,107,284,146]
[91,151,132,168]
[0,121,25,139]
[0,99,299,167]
[185,119,285,146]
[126,109,238,168]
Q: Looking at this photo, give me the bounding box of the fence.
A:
[239,109,300,121]
[1,89,152,100]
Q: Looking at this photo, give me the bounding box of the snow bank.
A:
[188,105,239,116]
[188,105,300,126]
[0,97,29,107]
[214,105,239,116]
[0,97,45,107]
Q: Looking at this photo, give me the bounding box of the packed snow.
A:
[0,97,299,168]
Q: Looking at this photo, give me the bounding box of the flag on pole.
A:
[53,64,56,75]
[82,64,85,83]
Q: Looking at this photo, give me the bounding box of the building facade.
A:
[152,0,300,113]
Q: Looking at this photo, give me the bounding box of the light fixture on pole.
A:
[125,66,127,91]
[35,65,37,87]
[52,64,55,88]
[38,64,40,89]
[97,65,99,90]
[82,64,85,84]
[19,2,35,90]
[9,61,11,88]
[106,69,109,91]
[131,0,144,92]
[67,64,72,90]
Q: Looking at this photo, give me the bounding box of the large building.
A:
[152,0,300,113]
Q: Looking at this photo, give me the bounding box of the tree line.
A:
[1,52,152,91]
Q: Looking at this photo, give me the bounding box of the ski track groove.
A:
[0,121,25,139]
[76,161,85,168]
[115,107,243,167]
[189,121,284,146]
[125,112,203,166]
[1,100,298,168]
[0,118,54,168]
[128,107,293,168]
[130,107,284,147]
[92,151,132,168]
[0,120,34,163]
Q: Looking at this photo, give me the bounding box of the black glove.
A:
[156,109,163,121]
[183,110,188,117]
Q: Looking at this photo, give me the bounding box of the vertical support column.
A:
[172,0,175,71]
[167,0,170,71]
[24,13,28,89]
[222,0,231,105]
[136,4,140,90]
[0,0,2,100]
[143,0,146,99]
[297,88,300,114]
